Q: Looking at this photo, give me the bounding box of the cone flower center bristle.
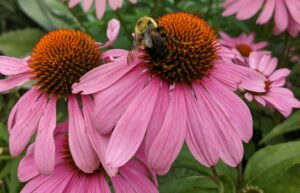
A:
[143,12,218,84]
[236,44,252,57]
[29,29,102,97]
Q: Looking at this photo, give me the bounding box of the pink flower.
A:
[222,0,300,37]
[73,12,266,174]
[18,122,158,193]
[69,0,138,19]
[0,20,120,175]
[219,32,269,59]
[244,52,300,117]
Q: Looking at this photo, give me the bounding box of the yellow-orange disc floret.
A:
[29,29,102,97]
[145,12,218,84]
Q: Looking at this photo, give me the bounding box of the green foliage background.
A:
[0,0,299,193]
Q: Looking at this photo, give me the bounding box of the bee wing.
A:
[143,32,153,48]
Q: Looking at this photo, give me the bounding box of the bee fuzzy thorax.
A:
[139,12,219,84]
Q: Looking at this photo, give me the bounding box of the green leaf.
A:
[259,111,300,144]
[219,176,236,193]
[159,176,217,193]
[18,0,75,30]
[262,165,300,193]
[0,28,44,57]
[244,141,300,188]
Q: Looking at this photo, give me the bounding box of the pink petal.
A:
[274,0,288,33]
[18,145,39,182]
[68,0,81,8]
[83,0,93,11]
[112,176,136,193]
[0,73,31,93]
[202,78,253,142]
[257,0,276,24]
[284,0,300,25]
[106,78,160,169]
[68,95,99,173]
[244,92,254,102]
[147,85,188,175]
[269,68,290,82]
[20,164,73,193]
[118,164,159,193]
[8,87,40,132]
[72,55,137,95]
[34,97,57,175]
[263,57,278,76]
[93,67,147,134]
[236,0,263,20]
[101,49,129,62]
[81,95,118,177]
[86,175,111,193]
[9,93,47,156]
[144,82,169,155]
[222,0,251,17]
[95,0,106,19]
[102,19,121,48]
[194,81,244,167]
[109,0,123,10]
[0,56,29,75]
[185,88,219,167]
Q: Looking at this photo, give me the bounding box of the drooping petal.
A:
[185,87,219,167]
[20,164,73,193]
[102,19,120,48]
[0,73,31,93]
[83,0,93,11]
[194,81,244,167]
[256,0,276,24]
[9,93,47,156]
[68,0,81,8]
[0,56,30,75]
[118,162,159,193]
[236,0,263,20]
[109,0,123,10]
[86,174,111,193]
[72,55,138,95]
[95,0,106,19]
[18,145,39,182]
[93,67,147,134]
[144,82,169,155]
[112,176,136,193]
[34,97,57,175]
[106,78,160,169]
[81,95,118,177]
[68,95,99,173]
[8,87,40,132]
[274,0,288,33]
[147,85,188,175]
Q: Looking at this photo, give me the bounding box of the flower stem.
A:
[211,166,220,183]
[114,9,132,41]
[153,0,161,17]
[237,163,244,189]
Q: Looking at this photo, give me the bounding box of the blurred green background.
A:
[0,0,300,193]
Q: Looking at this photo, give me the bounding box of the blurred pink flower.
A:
[244,52,300,116]
[222,0,300,37]
[73,12,266,174]
[69,0,138,19]
[18,122,158,193]
[219,32,269,58]
[0,19,120,175]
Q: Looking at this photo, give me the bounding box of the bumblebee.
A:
[128,16,190,65]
